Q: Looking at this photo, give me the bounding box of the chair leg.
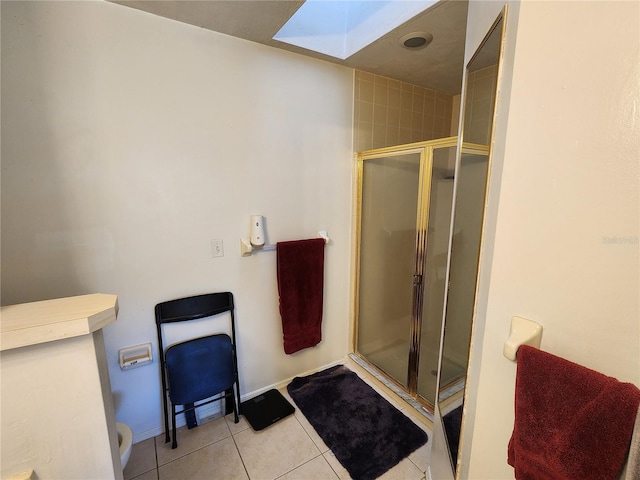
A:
[171,403,178,449]
[224,388,234,416]
[235,382,242,418]
[232,391,239,424]
[162,388,170,444]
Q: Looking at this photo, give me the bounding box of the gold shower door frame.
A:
[352,137,488,409]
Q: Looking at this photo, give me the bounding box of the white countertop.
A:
[0,294,118,351]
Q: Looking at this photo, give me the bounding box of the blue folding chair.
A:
[156,292,240,449]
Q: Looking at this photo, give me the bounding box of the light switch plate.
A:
[211,239,224,257]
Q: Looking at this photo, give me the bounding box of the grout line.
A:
[229,427,252,480]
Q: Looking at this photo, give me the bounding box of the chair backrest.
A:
[156,292,236,354]
[156,292,234,326]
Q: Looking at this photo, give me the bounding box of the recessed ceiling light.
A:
[399,32,433,50]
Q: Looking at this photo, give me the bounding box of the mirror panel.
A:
[437,12,505,475]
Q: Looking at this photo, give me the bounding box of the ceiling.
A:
[111,0,468,94]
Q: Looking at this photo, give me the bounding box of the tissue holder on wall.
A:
[119,343,153,370]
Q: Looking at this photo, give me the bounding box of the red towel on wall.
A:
[508,345,640,480]
[276,238,325,354]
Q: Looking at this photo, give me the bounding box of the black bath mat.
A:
[287,365,428,480]
[241,389,295,431]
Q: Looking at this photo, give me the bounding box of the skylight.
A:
[273,0,439,60]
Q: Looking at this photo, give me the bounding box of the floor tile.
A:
[278,456,339,480]
[234,414,321,480]
[124,437,156,480]
[155,416,231,466]
[129,469,158,480]
[158,436,248,480]
[279,387,330,453]
[408,442,430,473]
[322,451,350,480]
[378,457,424,480]
[225,412,250,435]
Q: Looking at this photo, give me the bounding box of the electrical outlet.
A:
[211,239,224,258]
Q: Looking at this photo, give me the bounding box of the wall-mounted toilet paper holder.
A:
[119,342,153,370]
[504,316,543,361]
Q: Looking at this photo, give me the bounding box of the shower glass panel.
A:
[439,152,489,391]
[417,146,456,403]
[356,151,422,388]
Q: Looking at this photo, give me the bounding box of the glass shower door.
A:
[356,150,423,388]
[417,145,456,403]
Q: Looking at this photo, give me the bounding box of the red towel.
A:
[276,238,325,354]
[508,345,640,480]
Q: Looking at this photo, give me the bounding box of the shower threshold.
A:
[349,353,434,423]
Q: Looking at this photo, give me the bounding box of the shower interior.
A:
[353,136,487,411]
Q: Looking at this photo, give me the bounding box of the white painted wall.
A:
[1,1,354,442]
[463,1,640,478]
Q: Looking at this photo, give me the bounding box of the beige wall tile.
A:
[360,80,374,102]
[435,96,448,117]
[399,110,413,130]
[412,93,425,114]
[399,128,413,145]
[388,78,402,90]
[386,126,399,146]
[354,70,459,150]
[387,106,401,127]
[356,122,373,152]
[359,70,374,83]
[372,124,387,149]
[373,103,387,126]
[388,87,402,108]
[358,100,373,124]
[374,83,389,105]
[422,114,435,138]
[412,111,424,131]
[401,89,413,112]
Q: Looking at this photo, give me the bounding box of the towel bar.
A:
[240,231,329,257]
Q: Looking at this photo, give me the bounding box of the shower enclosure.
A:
[353,136,488,409]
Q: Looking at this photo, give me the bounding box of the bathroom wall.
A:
[461,1,640,478]
[353,71,455,152]
[1,1,353,442]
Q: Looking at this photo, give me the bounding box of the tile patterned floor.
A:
[123,362,431,480]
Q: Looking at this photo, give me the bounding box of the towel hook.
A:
[503,316,543,361]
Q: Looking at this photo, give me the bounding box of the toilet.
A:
[116,422,133,469]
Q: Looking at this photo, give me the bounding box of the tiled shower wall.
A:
[354,70,457,152]
[463,64,498,145]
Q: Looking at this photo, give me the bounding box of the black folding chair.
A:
[155,292,241,449]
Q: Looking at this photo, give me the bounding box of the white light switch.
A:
[212,239,224,258]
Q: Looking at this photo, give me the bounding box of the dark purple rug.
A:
[287,365,428,480]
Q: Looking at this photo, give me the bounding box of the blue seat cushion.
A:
[165,334,235,406]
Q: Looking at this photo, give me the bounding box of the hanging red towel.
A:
[508,345,640,480]
[276,238,325,354]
